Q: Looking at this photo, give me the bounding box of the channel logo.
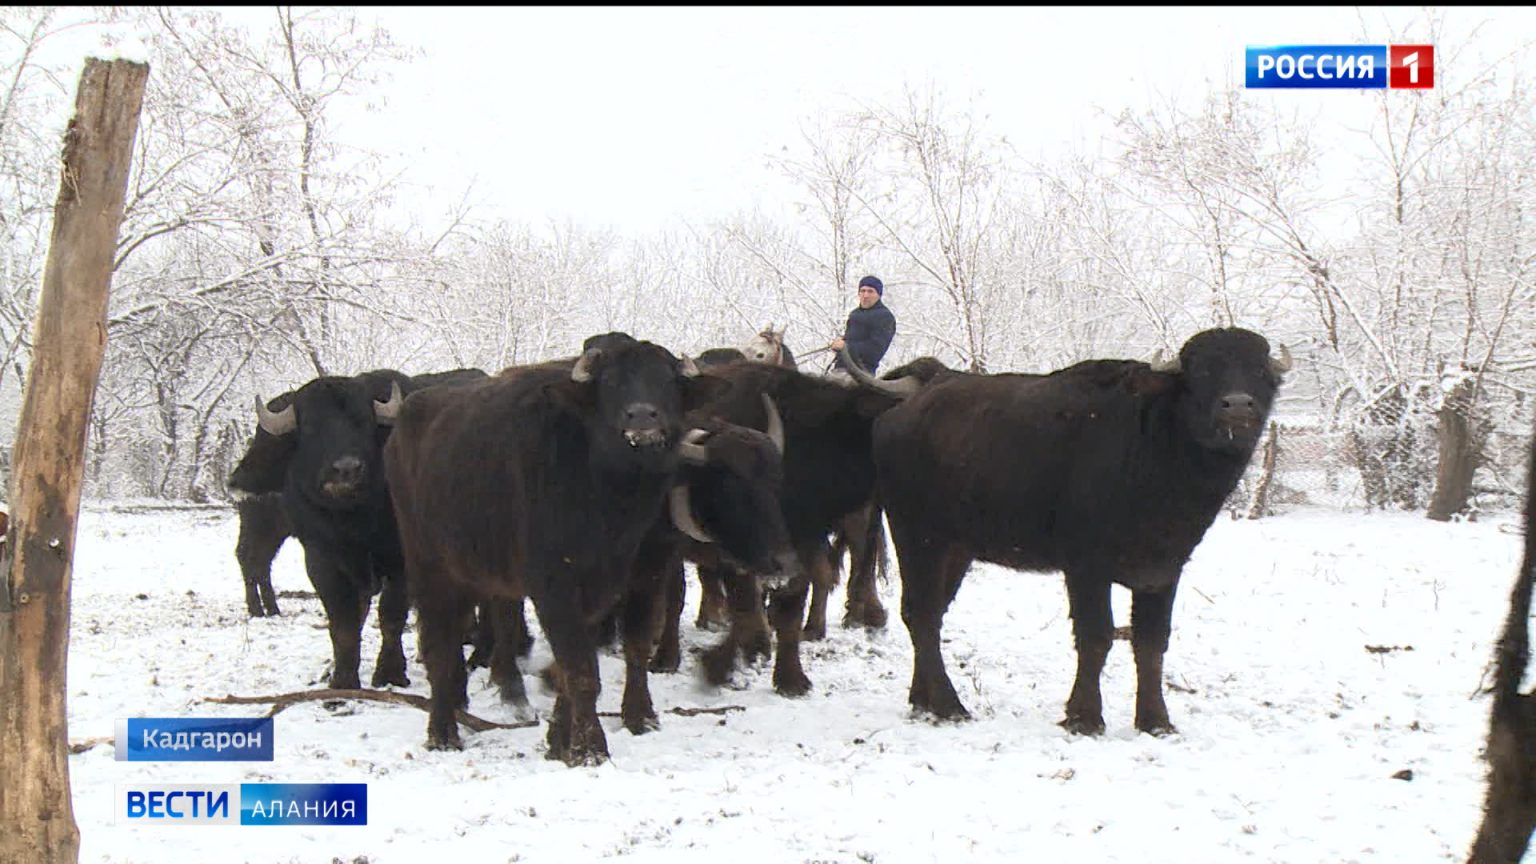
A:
[116,783,367,826]
[1245,44,1434,89]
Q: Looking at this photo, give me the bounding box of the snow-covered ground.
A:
[64,504,1521,863]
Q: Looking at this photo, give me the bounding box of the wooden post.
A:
[1245,421,1280,520]
[0,57,148,864]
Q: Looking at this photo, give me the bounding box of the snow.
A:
[64,504,1520,862]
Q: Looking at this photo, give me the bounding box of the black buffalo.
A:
[385,339,769,764]
[234,492,290,617]
[227,367,486,689]
[864,327,1289,734]
[672,361,904,695]
[691,333,891,640]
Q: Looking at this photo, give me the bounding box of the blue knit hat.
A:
[858,275,884,297]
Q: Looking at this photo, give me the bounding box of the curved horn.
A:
[374,381,403,426]
[1270,344,1293,375]
[255,395,297,436]
[760,394,784,455]
[680,354,701,378]
[669,484,715,544]
[838,347,922,398]
[677,428,711,465]
[1149,348,1182,373]
[571,348,601,382]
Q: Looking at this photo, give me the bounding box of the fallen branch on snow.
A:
[204,689,748,731]
[205,688,536,732]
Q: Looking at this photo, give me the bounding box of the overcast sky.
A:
[51,6,1536,234]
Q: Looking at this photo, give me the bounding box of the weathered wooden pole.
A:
[0,57,148,864]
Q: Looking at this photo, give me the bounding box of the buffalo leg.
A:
[1062,569,1114,735]
[371,570,410,688]
[235,496,286,617]
[701,567,772,686]
[1131,583,1179,735]
[306,553,365,690]
[621,533,676,734]
[696,567,730,630]
[768,569,813,697]
[417,585,473,750]
[620,587,661,734]
[650,561,685,673]
[895,531,970,720]
[487,599,530,711]
[802,547,832,642]
[530,588,607,766]
[843,506,889,630]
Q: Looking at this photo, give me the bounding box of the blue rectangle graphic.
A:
[1246,45,1386,88]
[116,717,274,762]
[239,783,368,826]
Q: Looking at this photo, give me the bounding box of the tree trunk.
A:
[1428,377,1481,522]
[1246,422,1280,519]
[0,58,147,864]
[1468,420,1536,862]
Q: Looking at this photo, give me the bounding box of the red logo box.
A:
[1389,44,1434,89]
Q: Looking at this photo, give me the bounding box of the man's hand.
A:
[829,337,846,350]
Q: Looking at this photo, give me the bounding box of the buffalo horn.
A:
[1271,344,1293,375]
[761,394,784,454]
[669,484,714,544]
[255,396,297,436]
[374,381,403,426]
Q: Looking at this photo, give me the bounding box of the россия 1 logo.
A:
[1245,45,1434,89]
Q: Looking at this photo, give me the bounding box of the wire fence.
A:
[1229,417,1532,519]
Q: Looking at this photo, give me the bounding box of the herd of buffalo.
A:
[224,326,1296,765]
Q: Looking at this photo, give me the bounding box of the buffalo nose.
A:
[1218,392,1258,425]
[327,456,365,487]
[624,403,662,429]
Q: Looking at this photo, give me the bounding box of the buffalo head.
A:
[1150,328,1288,454]
[671,395,798,586]
[251,373,406,508]
[554,339,729,474]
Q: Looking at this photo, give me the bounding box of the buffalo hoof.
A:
[740,632,772,665]
[370,668,410,689]
[425,731,463,751]
[773,667,812,698]
[563,745,610,768]
[911,698,971,722]
[701,643,737,687]
[328,672,361,691]
[802,621,827,642]
[650,644,681,674]
[623,713,660,736]
[844,603,888,630]
[1059,714,1107,736]
[1136,718,1178,737]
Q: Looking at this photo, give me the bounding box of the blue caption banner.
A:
[115,717,274,762]
[240,783,368,826]
[1246,45,1387,89]
[116,783,367,826]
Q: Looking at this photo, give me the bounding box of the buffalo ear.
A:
[228,428,297,497]
[1125,367,1177,399]
[542,379,594,415]
[682,375,732,412]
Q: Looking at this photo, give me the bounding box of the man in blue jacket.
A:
[829,275,896,376]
